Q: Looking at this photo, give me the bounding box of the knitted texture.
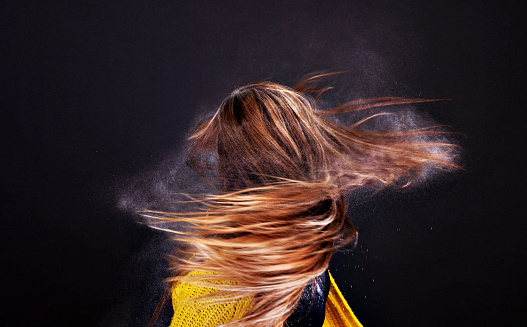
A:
[322,271,363,327]
[169,270,252,327]
[170,270,361,327]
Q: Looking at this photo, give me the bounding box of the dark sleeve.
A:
[285,268,330,327]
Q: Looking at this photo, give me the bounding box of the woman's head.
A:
[190,82,328,191]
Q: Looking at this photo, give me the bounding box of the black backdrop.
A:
[1,1,524,326]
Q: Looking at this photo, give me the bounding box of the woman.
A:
[141,75,458,327]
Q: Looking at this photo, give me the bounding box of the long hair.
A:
[140,77,459,326]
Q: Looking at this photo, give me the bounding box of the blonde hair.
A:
[141,77,458,326]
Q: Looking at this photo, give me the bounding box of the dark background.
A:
[1,1,524,326]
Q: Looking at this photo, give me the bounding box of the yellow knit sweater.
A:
[169,270,362,327]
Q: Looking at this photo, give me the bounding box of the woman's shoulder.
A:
[169,270,252,327]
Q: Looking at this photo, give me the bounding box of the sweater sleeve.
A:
[322,270,363,327]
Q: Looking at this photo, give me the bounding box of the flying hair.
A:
[139,75,460,326]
